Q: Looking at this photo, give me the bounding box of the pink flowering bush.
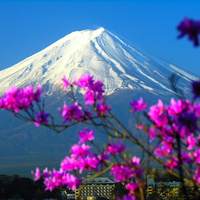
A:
[1,17,200,200]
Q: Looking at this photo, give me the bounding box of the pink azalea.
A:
[193,102,200,116]
[4,86,20,112]
[75,74,94,88]
[181,151,192,164]
[148,99,165,118]
[154,146,165,158]
[34,84,43,102]
[192,148,200,163]
[78,156,99,174]
[97,151,109,165]
[61,156,79,171]
[44,176,59,191]
[31,167,41,181]
[62,75,70,91]
[130,97,147,113]
[194,167,200,185]
[97,102,111,115]
[125,181,139,195]
[84,89,95,105]
[161,138,174,155]
[71,143,91,158]
[165,157,178,170]
[148,99,167,128]
[110,164,133,182]
[107,141,125,155]
[187,134,196,150]
[92,80,104,100]
[62,173,82,190]
[168,98,183,115]
[23,85,35,102]
[61,101,83,123]
[132,156,140,165]
[149,127,157,142]
[0,98,4,109]
[35,111,49,127]
[43,167,52,178]
[78,127,94,144]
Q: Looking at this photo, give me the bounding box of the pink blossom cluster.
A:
[0,85,49,126]
[132,96,200,184]
[110,156,143,182]
[32,167,81,191]
[111,156,143,200]
[0,85,42,112]
[32,127,109,191]
[60,74,110,123]
[32,123,143,197]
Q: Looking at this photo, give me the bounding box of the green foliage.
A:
[0,174,62,200]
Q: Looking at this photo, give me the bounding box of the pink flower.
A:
[71,144,91,158]
[35,111,49,127]
[168,98,183,115]
[62,173,82,190]
[97,151,109,165]
[161,138,174,155]
[148,99,167,127]
[62,75,70,91]
[130,97,147,113]
[78,127,94,144]
[165,157,178,170]
[107,141,125,155]
[91,80,104,100]
[61,101,83,123]
[181,151,192,164]
[110,164,133,182]
[61,156,79,171]
[44,176,59,191]
[78,156,99,173]
[154,146,165,158]
[4,86,20,112]
[31,167,41,181]
[0,98,5,109]
[132,156,140,165]
[75,74,94,88]
[194,167,200,184]
[84,89,95,105]
[192,148,200,164]
[34,85,43,102]
[125,181,139,196]
[97,102,111,115]
[149,127,157,142]
[149,99,165,118]
[43,167,52,178]
[187,134,196,150]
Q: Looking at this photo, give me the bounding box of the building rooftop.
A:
[82,177,116,185]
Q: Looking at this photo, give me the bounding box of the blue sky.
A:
[0,0,200,76]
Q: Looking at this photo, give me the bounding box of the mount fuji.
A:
[0,28,198,177]
[0,27,197,97]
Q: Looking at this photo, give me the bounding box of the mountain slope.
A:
[0,27,197,96]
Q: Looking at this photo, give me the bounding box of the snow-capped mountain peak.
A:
[0,27,197,96]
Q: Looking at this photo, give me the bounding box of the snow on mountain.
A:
[0,27,198,96]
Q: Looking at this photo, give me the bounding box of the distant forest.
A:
[0,174,62,200]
